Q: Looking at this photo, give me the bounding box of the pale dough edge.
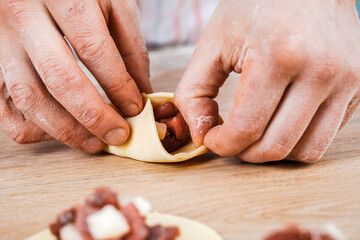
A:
[25,212,223,240]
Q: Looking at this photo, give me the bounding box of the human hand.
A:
[175,0,360,163]
[0,0,151,153]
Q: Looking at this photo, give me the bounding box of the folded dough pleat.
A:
[103,92,208,162]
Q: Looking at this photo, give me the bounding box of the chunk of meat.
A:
[49,187,180,240]
[148,225,180,240]
[51,188,117,240]
[154,102,177,121]
[77,187,120,239]
[160,112,190,153]
[86,187,119,209]
[154,102,191,152]
[50,205,100,240]
[50,208,76,238]
[160,112,189,141]
[264,225,336,240]
[74,205,99,240]
[122,203,149,240]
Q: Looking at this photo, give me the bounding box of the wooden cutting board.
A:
[0,46,359,240]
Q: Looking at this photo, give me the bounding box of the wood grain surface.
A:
[0,46,359,240]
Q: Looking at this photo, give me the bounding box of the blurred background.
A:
[135,0,360,49]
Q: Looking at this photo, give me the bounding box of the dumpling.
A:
[104,92,208,162]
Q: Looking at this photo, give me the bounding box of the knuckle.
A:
[272,50,300,74]
[264,142,291,161]
[319,58,340,79]
[4,0,30,24]
[295,149,324,163]
[134,50,150,67]
[78,104,105,130]
[141,50,150,65]
[121,42,149,62]
[37,56,76,95]
[213,146,236,158]
[216,108,277,158]
[74,34,110,62]
[8,82,38,113]
[12,129,31,144]
[105,72,133,94]
[269,36,304,74]
[233,125,263,143]
[343,66,360,90]
[52,122,87,147]
[312,54,341,83]
[215,125,263,158]
[56,129,76,144]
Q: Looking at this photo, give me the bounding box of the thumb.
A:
[174,44,229,147]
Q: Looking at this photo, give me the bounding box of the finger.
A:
[174,43,228,148]
[0,35,104,153]
[45,0,144,116]
[9,3,130,146]
[236,78,327,163]
[339,91,360,129]
[108,0,152,93]
[288,91,356,163]
[0,65,51,144]
[338,68,360,129]
[203,49,300,157]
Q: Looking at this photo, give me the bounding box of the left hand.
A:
[0,0,151,153]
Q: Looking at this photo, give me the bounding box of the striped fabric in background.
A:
[136,0,219,48]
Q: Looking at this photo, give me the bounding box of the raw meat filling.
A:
[50,187,179,240]
[153,102,190,152]
[264,225,336,240]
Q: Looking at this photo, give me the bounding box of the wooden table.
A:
[1,46,359,240]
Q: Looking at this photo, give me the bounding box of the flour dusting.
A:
[196,115,215,129]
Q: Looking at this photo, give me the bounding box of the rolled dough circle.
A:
[25,212,223,240]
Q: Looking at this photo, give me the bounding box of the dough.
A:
[146,212,223,240]
[25,212,223,240]
[104,92,208,163]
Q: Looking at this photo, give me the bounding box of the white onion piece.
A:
[59,224,83,240]
[86,205,130,239]
[121,196,152,217]
[155,121,167,140]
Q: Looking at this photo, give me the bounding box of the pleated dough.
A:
[25,212,223,240]
[103,92,208,163]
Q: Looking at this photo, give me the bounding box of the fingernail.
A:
[105,128,127,146]
[83,136,104,153]
[119,103,140,117]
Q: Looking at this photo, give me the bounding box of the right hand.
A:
[0,0,152,153]
[175,0,360,163]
